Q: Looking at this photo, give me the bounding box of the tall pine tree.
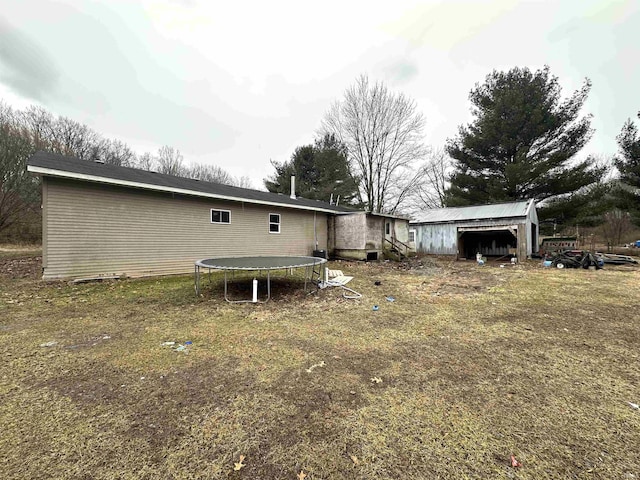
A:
[264,134,360,205]
[445,66,603,207]
[614,112,640,224]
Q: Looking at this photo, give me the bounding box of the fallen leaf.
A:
[297,470,307,480]
[349,454,359,465]
[233,455,246,471]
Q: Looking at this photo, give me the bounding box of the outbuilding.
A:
[27,152,356,280]
[409,200,538,261]
[329,211,411,261]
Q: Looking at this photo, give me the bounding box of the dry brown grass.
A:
[0,243,41,259]
[1,252,639,479]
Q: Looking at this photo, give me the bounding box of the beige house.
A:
[27,152,356,280]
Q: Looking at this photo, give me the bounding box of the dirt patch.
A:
[0,255,41,280]
[36,356,256,450]
[426,264,507,296]
[200,276,317,303]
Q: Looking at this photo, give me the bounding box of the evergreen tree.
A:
[613,112,640,224]
[445,66,604,207]
[264,134,360,205]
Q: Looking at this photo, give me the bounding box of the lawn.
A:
[1,252,639,479]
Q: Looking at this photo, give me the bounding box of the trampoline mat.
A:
[195,256,326,271]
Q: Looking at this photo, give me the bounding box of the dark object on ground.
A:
[374,280,381,286]
[595,253,638,265]
[547,250,602,270]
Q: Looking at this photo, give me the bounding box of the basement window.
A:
[269,213,281,233]
[211,209,230,224]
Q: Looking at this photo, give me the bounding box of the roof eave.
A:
[27,165,345,215]
[410,215,527,225]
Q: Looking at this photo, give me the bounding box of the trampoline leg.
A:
[224,271,231,303]
[266,271,271,302]
[195,264,200,296]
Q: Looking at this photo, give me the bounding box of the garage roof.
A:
[27,151,356,214]
[411,200,534,224]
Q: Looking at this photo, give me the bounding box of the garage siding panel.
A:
[43,178,328,279]
[414,224,458,255]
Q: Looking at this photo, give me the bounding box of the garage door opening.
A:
[458,230,516,259]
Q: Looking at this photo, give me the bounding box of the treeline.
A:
[0,101,248,241]
[264,68,640,243]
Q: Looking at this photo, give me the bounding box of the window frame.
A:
[268,213,281,234]
[409,229,416,243]
[210,208,231,224]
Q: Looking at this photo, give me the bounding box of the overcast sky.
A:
[1,0,638,190]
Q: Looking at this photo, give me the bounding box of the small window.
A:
[385,222,390,235]
[211,209,230,224]
[269,213,281,233]
[409,230,416,243]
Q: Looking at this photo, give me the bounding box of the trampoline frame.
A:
[194,256,327,303]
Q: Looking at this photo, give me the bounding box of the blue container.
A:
[542,260,553,267]
[635,240,640,248]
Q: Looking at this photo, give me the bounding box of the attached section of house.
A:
[329,212,410,261]
[410,200,538,261]
[28,152,353,280]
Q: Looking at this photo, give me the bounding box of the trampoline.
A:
[194,256,327,303]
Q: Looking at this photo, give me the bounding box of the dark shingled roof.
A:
[27,151,357,214]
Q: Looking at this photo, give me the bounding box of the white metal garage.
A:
[409,200,539,261]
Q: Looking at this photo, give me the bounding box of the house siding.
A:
[42,177,328,280]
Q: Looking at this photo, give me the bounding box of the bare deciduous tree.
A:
[186,163,234,184]
[156,145,185,176]
[319,74,427,213]
[415,148,451,209]
[600,209,632,250]
[100,139,136,167]
[0,102,40,235]
[140,148,247,188]
[49,116,103,161]
[136,152,156,171]
[233,175,254,189]
[22,105,54,150]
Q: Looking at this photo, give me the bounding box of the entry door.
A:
[385,220,393,244]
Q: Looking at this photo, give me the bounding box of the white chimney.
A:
[290,175,296,199]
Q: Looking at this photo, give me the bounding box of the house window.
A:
[409,229,416,243]
[211,209,230,224]
[269,213,281,233]
[385,222,390,235]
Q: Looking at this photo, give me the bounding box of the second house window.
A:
[211,209,230,224]
[269,213,281,233]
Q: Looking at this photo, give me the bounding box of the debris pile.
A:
[543,250,603,269]
[595,253,638,265]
